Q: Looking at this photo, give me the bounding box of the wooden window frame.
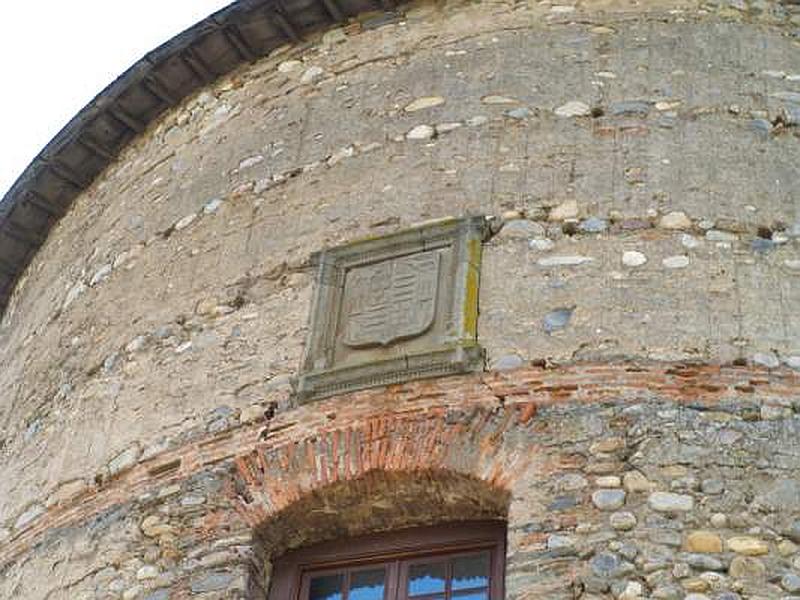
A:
[268,521,506,600]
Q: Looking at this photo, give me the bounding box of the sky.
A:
[0,1,234,199]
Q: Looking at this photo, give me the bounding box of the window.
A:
[268,521,506,600]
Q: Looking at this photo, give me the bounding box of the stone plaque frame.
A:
[295,216,489,402]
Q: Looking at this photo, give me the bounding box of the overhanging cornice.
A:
[0,0,398,314]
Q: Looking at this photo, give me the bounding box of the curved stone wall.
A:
[0,1,799,599]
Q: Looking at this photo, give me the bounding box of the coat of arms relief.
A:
[343,251,440,348]
[296,216,488,402]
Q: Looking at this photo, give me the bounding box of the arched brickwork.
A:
[231,405,535,531]
[229,404,529,598]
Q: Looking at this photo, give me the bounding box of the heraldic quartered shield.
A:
[343,251,440,348]
[297,216,488,401]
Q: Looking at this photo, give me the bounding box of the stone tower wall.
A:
[0,1,799,598]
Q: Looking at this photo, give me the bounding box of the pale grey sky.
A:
[0,1,234,198]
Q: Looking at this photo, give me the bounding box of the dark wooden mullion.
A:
[491,541,504,600]
[398,559,409,600]
[445,558,453,600]
[388,560,400,600]
[343,567,352,600]
[298,571,310,600]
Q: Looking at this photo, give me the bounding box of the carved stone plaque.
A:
[343,251,439,348]
[295,216,488,402]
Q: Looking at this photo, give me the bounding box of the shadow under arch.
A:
[248,468,510,598]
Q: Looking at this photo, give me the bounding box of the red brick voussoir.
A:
[1,360,797,568]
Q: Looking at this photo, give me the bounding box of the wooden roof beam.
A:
[108,105,147,133]
[319,0,345,23]
[143,75,179,107]
[269,10,301,43]
[3,221,45,247]
[25,190,65,219]
[76,135,116,162]
[182,47,216,84]
[223,24,257,61]
[48,160,91,190]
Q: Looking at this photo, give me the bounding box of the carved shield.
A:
[343,251,440,347]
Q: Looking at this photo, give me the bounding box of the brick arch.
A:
[230,403,537,553]
[236,467,512,599]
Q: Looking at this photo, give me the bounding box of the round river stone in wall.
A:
[610,512,637,531]
[729,556,767,580]
[592,489,626,510]
[685,531,723,553]
[649,492,694,512]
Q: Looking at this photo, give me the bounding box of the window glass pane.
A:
[452,552,490,591]
[408,562,447,596]
[350,568,386,600]
[309,574,344,600]
[452,592,488,600]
